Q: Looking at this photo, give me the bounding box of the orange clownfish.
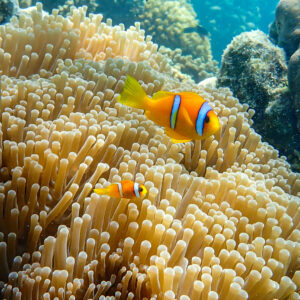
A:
[94,180,147,199]
[117,75,220,143]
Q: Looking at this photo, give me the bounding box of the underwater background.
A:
[192,0,278,62]
[2,0,299,169]
[0,0,300,299]
[7,0,279,62]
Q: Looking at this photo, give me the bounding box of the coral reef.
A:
[270,0,300,134]
[138,0,216,68]
[198,77,217,89]
[55,0,98,16]
[0,4,300,300]
[217,30,300,171]
[269,0,300,59]
[15,0,218,82]
[288,48,300,131]
[0,0,14,24]
[19,0,35,8]
[15,0,97,14]
[159,46,218,83]
[95,0,145,26]
[16,0,145,25]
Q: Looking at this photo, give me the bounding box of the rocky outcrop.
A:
[217,30,300,170]
[269,0,300,59]
[270,0,300,131]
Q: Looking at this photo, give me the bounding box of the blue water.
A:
[14,0,279,63]
[191,0,278,62]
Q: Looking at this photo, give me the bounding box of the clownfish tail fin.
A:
[117,75,148,109]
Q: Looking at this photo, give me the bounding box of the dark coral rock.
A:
[270,0,300,135]
[0,0,14,24]
[218,30,288,117]
[270,0,300,60]
[217,30,300,170]
[288,48,300,130]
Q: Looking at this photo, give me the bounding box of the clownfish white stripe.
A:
[117,182,123,197]
[196,101,212,136]
[133,182,140,198]
[170,94,181,129]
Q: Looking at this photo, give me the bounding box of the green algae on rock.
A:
[217,30,300,171]
[270,0,300,136]
[0,0,15,24]
[269,0,300,59]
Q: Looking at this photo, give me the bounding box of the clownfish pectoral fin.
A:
[117,75,148,110]
[164,128,192,143]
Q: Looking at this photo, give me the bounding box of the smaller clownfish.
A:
[117,75,220,143]
[94,180,147,199]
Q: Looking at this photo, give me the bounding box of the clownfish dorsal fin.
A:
[180,91,200,98]
[152,90,174,100]
[120,180,132,185]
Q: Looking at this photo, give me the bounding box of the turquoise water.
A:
[192,0,278,61]
[11,0,279,62]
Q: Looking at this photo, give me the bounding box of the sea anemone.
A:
[0,4,299,299]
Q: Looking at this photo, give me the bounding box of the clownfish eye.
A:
[204,115,210,123]
[139,187,143,192]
